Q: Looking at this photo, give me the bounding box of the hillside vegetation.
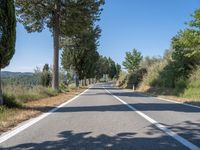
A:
[119,8,200,102]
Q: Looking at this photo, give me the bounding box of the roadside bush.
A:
[174,78,187,94]
[142,60,168,87]
[117,69,146,89]
[3,94,22,108]
[181,67,200,99]
[116,71,127,87]
[125,68,146,89]
[59,82,70,93]
[2,85,58,103]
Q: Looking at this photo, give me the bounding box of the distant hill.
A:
[1,71,34,78]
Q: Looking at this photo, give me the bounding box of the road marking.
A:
[157,97,200,109]
[133,91,200,109]
[110,83,200,109]
[104,88,200,150]
[0,87,90,144]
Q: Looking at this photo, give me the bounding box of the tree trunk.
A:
[81,80,84,86]
[84,77,87,86]
[52,1,60,90]
[0,69,3,105]
[89,78,91,85]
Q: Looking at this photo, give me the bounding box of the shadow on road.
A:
[3,129,187,150]
[24,102,200,113]
[54,103,200,113]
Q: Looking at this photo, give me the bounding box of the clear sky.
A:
[3,0,200,72]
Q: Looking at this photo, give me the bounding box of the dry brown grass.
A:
[0,88,86,134]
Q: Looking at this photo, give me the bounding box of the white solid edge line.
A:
[132,91,200,110]
[157,97,200,109]
[104,88,200,150]
[0,87,91,144]
[110,84,200,109]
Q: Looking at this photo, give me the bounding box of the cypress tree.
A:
[0,0,16,104]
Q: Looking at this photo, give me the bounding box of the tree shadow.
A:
[2,129,188,150]
[54,103,200,113]
[166,120,200,147]
[89,87,122,90]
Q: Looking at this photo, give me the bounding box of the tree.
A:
[115,64,121,79]
[123,49,143,72]
[16,0,104,90]
[108,57,116,79]
[140,56,162,69]
[170,9,200,79]
[41,64,51,87]
[0,0,16,104]
[62,26,101,85]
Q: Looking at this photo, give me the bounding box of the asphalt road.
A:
[0,83,200,150]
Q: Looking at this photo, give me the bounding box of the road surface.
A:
[0,83,200,150]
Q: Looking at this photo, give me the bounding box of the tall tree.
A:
[108,57,116,79]
[123,49,143,72]
[0,0,16,104]
[16,0,104,90]
[62,26,100,83]
[171,8,200,78]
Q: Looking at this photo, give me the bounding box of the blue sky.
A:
[3,0,200,72]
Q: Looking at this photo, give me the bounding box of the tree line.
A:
[0,0,121,105]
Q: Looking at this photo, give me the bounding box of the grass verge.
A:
[136,86,200,107]
[0,87,86,134]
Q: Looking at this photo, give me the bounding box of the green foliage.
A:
[115,64,121,79]
[188,8,200,29]
[116,71,127,87]
[95,56,109,80]
[95,56,119,80]
[123,49,143,72]
[16,0,104,35]
[16,0,104,89]
[0,0,16,69]
[140,56,162,69]
[108,57,117,79]
[117,69,147,89]
[41,64,52,87]
[59,82,69,93]
[3,94,22,108]
[181,67,200,99]
[136,8,200,99]
[62,26,100,80]
[142,59,167,86]
[2,85,58,103]
[2,75,41,87]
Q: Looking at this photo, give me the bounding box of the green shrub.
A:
[3,94,22,108]
[174,78,187,94]
[117,69,146,89]
[0,106,6,113]
[181,67,200,99]
[142,60,168,87]
[59,82,70,92]
[2,85,58,103]
[116,71,127,87]
[38,86,58,97]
